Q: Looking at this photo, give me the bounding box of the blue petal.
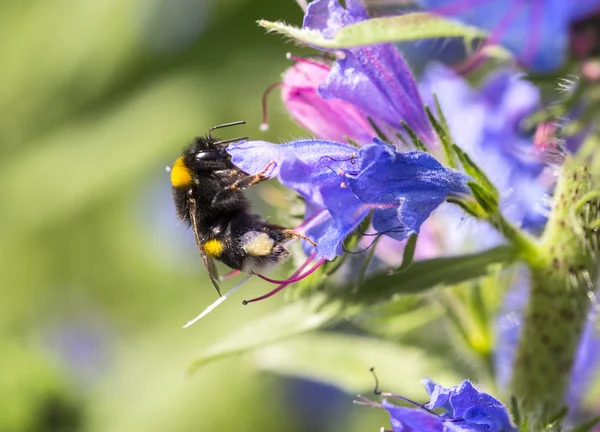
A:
[227,140,357,181]
[417,0,575,71]
[348,140,469,242]
[319,43,434,143]
[383,401,447,432]
[423,380,517,432]
[303,0,368,38]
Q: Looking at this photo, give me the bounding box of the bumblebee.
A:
[170,121,314,296]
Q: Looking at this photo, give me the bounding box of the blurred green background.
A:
[0,0,393,430]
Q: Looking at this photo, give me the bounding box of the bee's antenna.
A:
[214,136,249,146]
[210,121,247,132]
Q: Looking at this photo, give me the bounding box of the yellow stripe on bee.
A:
[170,156,192,187]
[203,239,224,257]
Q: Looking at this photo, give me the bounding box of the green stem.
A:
[509,156,600,422]
[487,212,542,266]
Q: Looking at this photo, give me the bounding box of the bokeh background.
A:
[1,0,486,430]
[0,0,387,430]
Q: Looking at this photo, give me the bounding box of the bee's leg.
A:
[211,161,277,206]
[279,229,318,247]
[224,160,276,191]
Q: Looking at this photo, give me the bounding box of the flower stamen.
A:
[260,82,283,132]
[243,254,325,304]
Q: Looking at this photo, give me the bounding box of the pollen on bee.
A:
[203,239,224,257]
[241,231,275,257]
[170,156,192,187]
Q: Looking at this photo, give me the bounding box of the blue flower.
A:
[417,0,600,71]
[303,0,435,144]
[227,138,468,260]
[382,380,517,432]
[420,64,547,237]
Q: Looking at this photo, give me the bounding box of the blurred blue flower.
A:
[228,138,468,259]
[416,0,600,71]
[382,380,516,432]
[303,0,435,144]
[420,64,547,238]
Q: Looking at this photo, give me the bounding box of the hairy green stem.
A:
[510,156,600,422]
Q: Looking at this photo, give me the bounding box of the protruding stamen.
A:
[261,82,283,133]
[243,254,323,304]
[286,52,331,70]
[220,269,240,281]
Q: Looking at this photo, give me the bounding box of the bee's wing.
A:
[188,205,222,296]
[198,247,222,296]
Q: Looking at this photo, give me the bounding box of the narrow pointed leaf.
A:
[188,295,340,373]
[258,13,486,49]
[342,246,517,306]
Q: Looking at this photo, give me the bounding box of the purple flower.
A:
[420,64,547,236]
[227,138,468,260]
[382,380,516,432]
[303,0,435,144]
[417,0,600,71]
[279,58,376,143]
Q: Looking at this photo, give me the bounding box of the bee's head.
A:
[183,135,232,172]
[170,122,247,188]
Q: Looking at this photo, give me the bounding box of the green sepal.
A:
[467,181,500,214]
[402,121,428,152]
[446,196,486,219]
[425,104,457,168]
[569,416,600,432]
[391,233,418,274]
[367,117,391,143]
[452,144,499,202]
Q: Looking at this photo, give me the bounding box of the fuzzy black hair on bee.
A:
[170,121,315,296]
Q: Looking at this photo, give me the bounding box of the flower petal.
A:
[304,0,434,143]
[423,380,517,432]
[281,61,376,143]
[383,401,446,432]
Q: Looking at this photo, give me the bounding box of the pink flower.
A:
[280,58,376,143]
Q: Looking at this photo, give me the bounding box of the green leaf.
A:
[188,295,341,373]
[258,13,486,49]
[342,246,517,306]
[253,332,461,399]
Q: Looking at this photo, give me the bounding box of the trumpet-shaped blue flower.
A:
[382,380,516,432]
[303,0,435,144]
[227,138,468,260]
[417,0,600,71]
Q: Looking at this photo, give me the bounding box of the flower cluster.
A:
[189,0,600,429]
[373,380,516,432]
